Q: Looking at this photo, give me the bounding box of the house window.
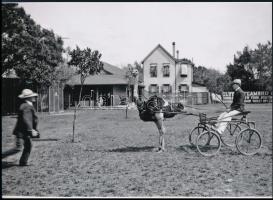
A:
[150,64,157,77]
[179,84,189,92]
[162,84,172,94]
[180,64,188,77]
[149,84,158,94]
[162,65,170,77]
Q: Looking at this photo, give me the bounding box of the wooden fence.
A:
[2,78,64,115]
[141,90,209,105]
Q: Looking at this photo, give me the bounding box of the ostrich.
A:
[132,69,184,152]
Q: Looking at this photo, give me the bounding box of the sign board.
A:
[222,91,272,103]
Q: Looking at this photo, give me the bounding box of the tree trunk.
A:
[72,84,83,142]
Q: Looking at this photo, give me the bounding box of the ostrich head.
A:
[132,69,139,77]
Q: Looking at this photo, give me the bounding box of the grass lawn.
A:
[2,103,272,197]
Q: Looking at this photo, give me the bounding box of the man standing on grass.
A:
[214,79,245,134]
[2,89,39,166]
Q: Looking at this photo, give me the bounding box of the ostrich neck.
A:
[133,74,139,99]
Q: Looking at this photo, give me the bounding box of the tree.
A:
[124,64,134,103]
[123,61,143,102]
[226,46,254,90]
[203,69,222,93]
[250,41,272,91]
[51,62,76,86]
[216,74,232,93]
[226,41,272,91]
[193,65,208,85]
[193,65,226,94]
[67,46,103,142]
[2,3,64,86]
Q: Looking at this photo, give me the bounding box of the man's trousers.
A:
[2,136,32,165]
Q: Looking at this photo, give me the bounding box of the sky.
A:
[19,2,272,73]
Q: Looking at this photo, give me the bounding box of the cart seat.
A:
[235,111,251,116]
[231,111,251,121]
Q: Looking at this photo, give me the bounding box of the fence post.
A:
[40,88,43,113]
[36,85,39,112]
[126,104,128,119]
[48,87,50,113]
[57,83,60,112]
[68,94,71,109]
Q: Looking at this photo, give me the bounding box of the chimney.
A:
[172,42,175,58]
[176,50,179,59]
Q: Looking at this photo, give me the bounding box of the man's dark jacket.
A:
[13,102,38,138]
[230,88,245,112]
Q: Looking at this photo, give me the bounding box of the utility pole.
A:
[175,61,177,102]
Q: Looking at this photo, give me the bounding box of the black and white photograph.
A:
[1,1,272,198]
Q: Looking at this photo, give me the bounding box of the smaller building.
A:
[64,62,142,108]
[191,82,210,104]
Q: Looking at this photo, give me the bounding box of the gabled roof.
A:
[66,61,130,86]
[141,44,176,64]
[67,74,128,86]
[141,44,193,65]
[102,61,126,76]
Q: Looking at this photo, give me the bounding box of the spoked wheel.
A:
[189,125,207,146]
[220,122,241,147]
[236,128,262,156]
[196,130,221,157]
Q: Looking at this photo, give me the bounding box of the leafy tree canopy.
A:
[226,41,272,91]
[67,46,104,85]
[193,65,229,94]
[2,3,64,86]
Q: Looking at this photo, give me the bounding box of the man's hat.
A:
[18,89,38,99]
[232,79,241,86]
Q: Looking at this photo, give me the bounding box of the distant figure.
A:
[214,79,245,134]
[2,89,39,166]
[107,93,111,106]
[98,96,103,107]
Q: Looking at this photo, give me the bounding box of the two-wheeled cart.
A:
[189,111,262,156]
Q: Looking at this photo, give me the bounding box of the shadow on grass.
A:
[178,144,242,156]
[2,161,18,169]
[108,146,156,152]
[31,138,59,142]
[176,144,197,153]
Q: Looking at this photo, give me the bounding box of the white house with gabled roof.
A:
[141,42,197,95]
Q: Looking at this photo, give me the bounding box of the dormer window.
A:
[150,64,157,77]
[180,64,188,77]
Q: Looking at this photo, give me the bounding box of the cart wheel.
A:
[189,125,207,146]
[196,130,221,157]
[236,128,262,156]
[220,122,241,147]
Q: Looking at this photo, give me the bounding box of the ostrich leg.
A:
[154,112,166,152]
[132,68,166,152]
